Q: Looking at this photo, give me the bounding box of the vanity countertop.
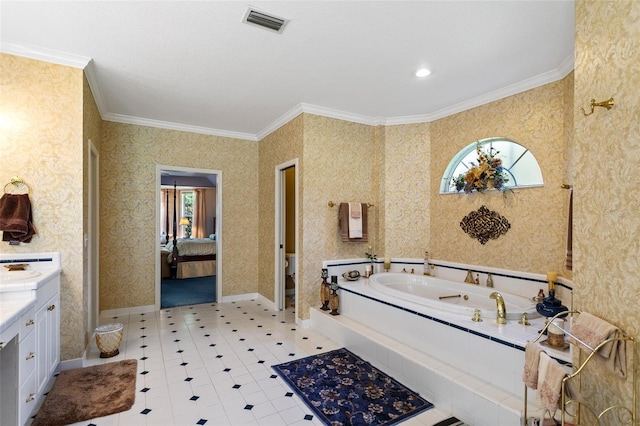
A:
[0,264,62,336]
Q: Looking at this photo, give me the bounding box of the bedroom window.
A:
[181,191,194,237]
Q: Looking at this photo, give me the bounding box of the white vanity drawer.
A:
[20,307,36,341]
[19,370,37,426]
[19,328,36,379]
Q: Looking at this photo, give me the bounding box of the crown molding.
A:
[384,54,575,126]
[2,42,574,143]
[103,113,258,141]
[0,41,91,69]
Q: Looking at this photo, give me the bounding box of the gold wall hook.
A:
[581,97,614,116]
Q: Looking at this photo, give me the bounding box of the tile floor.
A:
[53,299,451,425]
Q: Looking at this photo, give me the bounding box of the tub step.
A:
[310,307,535,426]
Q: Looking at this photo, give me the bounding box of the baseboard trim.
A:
[100,304,156,318]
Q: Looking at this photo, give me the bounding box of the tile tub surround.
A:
[314,258,574,424]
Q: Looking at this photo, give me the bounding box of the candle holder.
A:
[320,268,330,311]
[383,257,391,272]
[330,276,340,316]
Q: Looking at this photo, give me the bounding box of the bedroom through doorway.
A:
[156,166,222,309]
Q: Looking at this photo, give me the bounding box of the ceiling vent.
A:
[243,7,288,33]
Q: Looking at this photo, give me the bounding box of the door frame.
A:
[88,139,99,333]
[156,165,222,309]
[274,159,298,311]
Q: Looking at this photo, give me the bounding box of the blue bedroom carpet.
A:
[160,276,216,308]
[272,348,434,426]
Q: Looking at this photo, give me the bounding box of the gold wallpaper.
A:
[430,79,571,274]
[257,115,303,302]
[100,122,259,309]
[382,123,431,258]
[82,73,102,351]
[0,54,86,360]
[573,0,640,420]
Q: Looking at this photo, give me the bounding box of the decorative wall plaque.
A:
[460,205,510,245]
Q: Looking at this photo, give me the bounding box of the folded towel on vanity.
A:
[348,202,362,238]
[339,202,368,242]
[537,352,567,414]
[523,341,543,389]
[0,193,36,243]
[568,312,627,378]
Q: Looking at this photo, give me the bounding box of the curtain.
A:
[193,189,206,238]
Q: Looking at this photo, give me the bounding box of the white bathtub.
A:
[368,273,540,321]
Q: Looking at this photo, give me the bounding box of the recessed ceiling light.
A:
[415,68,431,78]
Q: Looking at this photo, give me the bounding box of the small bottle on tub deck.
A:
[423,251,430,276]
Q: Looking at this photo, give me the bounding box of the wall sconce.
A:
[179,217,191,239]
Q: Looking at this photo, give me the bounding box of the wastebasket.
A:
[95,323,124,358]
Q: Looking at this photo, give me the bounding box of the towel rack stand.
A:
[523,311,637,425]
[3,176,31,195]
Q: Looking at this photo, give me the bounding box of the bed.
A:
[165,182,217,279]
[166,237,216,279]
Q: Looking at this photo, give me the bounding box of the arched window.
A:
[440,137,543,194]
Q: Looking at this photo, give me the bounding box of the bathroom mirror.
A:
[440,137,543,194]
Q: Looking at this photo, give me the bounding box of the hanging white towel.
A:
[348,202,363,238]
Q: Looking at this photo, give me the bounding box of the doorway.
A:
[275,160,298,311]
[156,165,222,309]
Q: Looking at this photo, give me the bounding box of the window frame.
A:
[440,137,544,194]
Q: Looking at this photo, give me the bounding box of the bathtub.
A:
[368,273,540,321]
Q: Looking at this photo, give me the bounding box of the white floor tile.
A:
[41,300,462,426]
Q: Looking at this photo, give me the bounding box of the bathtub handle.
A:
[438,294,461,300]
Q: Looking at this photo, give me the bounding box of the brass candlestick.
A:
[320,268,330,311]
[329,276,340,316]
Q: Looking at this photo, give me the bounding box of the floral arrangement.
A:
[452,143,511,195]
[365,246,377,261]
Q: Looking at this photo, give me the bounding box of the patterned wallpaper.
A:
[0,54,86,360]
[257,115,303,301]
[299,115,380,319]
[383,123,431,258]
[573,0,640,420]
[100,122,259,309]
[430,79,571,275]
[82,73,102,351]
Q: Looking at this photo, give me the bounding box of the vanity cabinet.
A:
[0,270,60,426]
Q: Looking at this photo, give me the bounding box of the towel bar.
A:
[328,201,373,208]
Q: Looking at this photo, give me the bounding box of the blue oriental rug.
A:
[272,348,433,425]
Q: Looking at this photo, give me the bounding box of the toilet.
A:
[285,252,296,281]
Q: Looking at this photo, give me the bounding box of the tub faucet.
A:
[489,292,507,324]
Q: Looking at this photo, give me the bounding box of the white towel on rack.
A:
[523,341,543,389]
[537,352,567,415]
[348,202,363,238]
[568,312,627,378]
